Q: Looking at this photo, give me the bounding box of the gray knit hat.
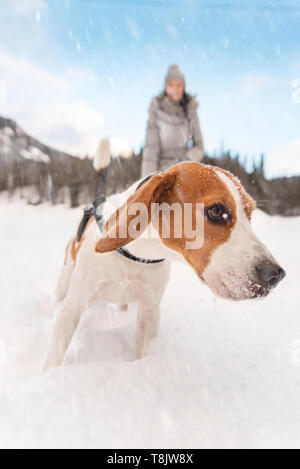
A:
[165,64,186,88]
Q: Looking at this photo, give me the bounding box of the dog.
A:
[43,162,286,370]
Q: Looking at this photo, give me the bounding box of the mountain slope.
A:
[0,116,75,164]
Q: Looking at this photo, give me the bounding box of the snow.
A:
[0,196,299,449]
[0,125,50,164]
[0,127,14,146]
[19,146,50,163]
[3,127,14,137]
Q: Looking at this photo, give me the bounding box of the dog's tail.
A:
[93,138,111,172]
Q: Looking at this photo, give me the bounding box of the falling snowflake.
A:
[76,40,82,53]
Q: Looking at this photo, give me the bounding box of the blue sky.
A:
[0,0,300,177]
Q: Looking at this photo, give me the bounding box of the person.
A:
[141,64,205,178]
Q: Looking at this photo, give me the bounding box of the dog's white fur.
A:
[44,177,174,370]
[43,164,282,371]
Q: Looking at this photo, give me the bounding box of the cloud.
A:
[0,51,104,155]
[241,73,274,96]
[268,139,300,177]
[27,101,104,155]
[109,137,133,158]
[0,80,6,104]
[291,78,300,104]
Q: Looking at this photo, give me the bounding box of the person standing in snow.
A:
[141,64,205,178]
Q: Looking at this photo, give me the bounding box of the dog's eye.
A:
[206,204,229,223]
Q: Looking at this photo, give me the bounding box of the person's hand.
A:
[187,147,204,162]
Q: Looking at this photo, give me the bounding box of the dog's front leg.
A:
[43,295,83,371]
[136,304,161,359]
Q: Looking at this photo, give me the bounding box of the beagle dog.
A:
[43,162,286,371]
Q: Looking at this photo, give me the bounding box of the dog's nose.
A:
[256,264,286,289]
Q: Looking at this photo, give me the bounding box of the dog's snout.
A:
[256,263,286,289]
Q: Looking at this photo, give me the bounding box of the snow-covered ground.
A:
[0,193,299,449]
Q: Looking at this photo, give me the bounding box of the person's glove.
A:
[187,147,204,162]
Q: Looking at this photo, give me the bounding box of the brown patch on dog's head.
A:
[95,162,238,278]
[215,167,256,220]
[154,163,238,277]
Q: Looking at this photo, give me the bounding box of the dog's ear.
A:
[95,171,176,254]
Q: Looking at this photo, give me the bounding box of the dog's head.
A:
[95,162,286,301]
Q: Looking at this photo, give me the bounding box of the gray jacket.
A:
[141,92,204,177]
